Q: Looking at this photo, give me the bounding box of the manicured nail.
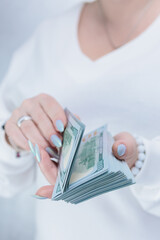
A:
[56,120,64,133]
[117,144,126,156]
[46,147,59,158]
[28,140,36,156]
[50,157,59,163]
[32,194,48,200]
[35,144,41,162]
[51,135,62,148]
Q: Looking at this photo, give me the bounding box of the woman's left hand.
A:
[112,132,138,169]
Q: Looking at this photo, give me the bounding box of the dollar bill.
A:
[52,125,108,200]
[57,108,85,193]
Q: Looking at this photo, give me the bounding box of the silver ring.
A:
[17,115,32,128]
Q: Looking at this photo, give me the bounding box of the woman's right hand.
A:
[5,93,67,152]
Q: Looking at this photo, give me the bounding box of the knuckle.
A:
[41,93,56,106]
[12,108,20,118]
[21,98,31,109]
[38,93,50,100]
[48,103,58,115]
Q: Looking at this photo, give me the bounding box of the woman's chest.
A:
[44,63,160,137]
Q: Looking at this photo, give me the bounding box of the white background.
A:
[0,0,86,82]
[0,0,90,239]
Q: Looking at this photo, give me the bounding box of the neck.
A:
[97,0,152,27]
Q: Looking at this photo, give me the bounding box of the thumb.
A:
[33,185,54,199]
[112,140,127,161]
[112,140,127,160]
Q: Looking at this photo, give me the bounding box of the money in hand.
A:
[52,110,135,204]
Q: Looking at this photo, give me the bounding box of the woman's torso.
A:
[6,4,160,240]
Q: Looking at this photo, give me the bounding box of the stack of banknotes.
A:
[52,109,135,204]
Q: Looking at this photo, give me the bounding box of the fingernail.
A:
[32,194,48,200]
[117,144,126,156]
[46,147,59,158]
[35,144,41,162]
[51,135,62,148]
[50,157,59,163]
[56,120,64,133]
[28,140,36,156]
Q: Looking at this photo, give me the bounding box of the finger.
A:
[35,185,54,199]
[5,120,29,150]
[112,140,127,160]
[26,103,61,146]
[112,132,134,160]
[34,144,58,185]
[10,107,48,149]
[39,94,67,132]
[19,118,49,148]
[19,100,62,148]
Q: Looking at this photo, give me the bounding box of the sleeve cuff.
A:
[135,137,160,186]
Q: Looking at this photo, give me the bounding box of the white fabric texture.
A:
[0,3,160,240]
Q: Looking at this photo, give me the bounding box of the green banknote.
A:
[68,125,108,187]
[57,109,85,193]
[52,125,108,199]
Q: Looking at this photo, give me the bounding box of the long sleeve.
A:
[0,22,46,197]
[130,136,160,217]
[0,40,38,198]
[0,16,66,198]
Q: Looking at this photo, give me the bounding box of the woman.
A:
[0,0,160,239]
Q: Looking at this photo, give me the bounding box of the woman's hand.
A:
[112,132,138,169]
[5,93,67,151]
[5,93,68,199]
[34,131,139,200]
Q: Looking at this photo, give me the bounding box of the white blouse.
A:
[0,3,160,240]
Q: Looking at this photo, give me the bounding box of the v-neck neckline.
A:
[63,3,160,82]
